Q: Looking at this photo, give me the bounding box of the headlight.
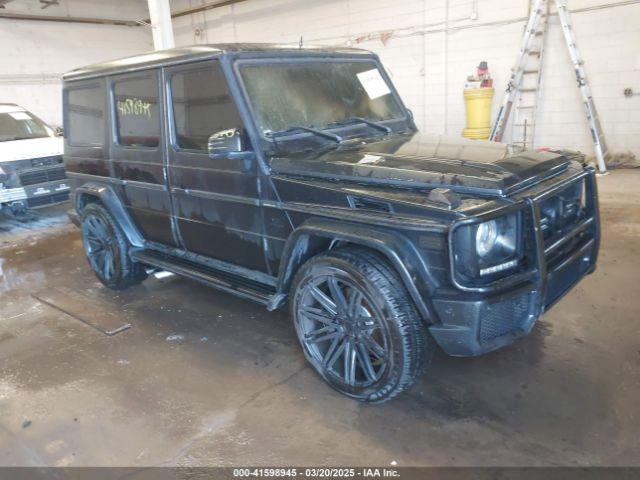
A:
[475,216,518,265]
[476,220,498,257]
[452,211,522,284]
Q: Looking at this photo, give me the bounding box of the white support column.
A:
[147,0,175,50]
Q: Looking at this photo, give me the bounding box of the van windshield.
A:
[0,111,51,142]
[239,60,405,137]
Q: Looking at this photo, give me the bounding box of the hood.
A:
[270,132,573,197]
[0,136,63,163]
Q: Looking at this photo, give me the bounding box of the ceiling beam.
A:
[40,0,60,9]
[0,11,139,26]
[143,0,248,22]
[1,0,248,26]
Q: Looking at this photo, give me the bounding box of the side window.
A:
[66,84,105,146]
[170,62,244,151]
[113,74,160,148]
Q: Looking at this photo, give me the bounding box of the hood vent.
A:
[428,188,461,209]
[348,196,393,213]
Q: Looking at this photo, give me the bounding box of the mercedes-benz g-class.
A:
[63,44,599,403]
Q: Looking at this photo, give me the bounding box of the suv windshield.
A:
[239,60,405,136]
[0,110,51,142]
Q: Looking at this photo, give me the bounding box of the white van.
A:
[0,103,69,214]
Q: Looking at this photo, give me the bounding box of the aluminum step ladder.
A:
[489,0,608,173]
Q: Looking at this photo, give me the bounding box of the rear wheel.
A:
[291,247,431,403]
[80,202,147,289]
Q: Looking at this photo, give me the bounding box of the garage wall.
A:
[0,0,153,127]
[172,0,640,160]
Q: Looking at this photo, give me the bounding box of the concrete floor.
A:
[0,171,639,467]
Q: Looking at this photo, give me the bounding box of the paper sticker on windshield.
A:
[357,69,391,100]
[9,112,31,121]
[358,155,383,165]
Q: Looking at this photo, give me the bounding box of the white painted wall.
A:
[172,0,640,159]
[0,0,153,127]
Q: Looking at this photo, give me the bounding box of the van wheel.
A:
[80,203,147,290]
[291,247,431,403]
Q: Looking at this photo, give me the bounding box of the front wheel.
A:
[291,247,431,403]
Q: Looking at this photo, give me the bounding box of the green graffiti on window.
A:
[117,97,152,118]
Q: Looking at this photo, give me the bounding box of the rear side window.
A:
[113,74,160,148]
[66,84,105,146]
[170,62,243,151]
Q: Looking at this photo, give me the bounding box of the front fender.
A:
[276,218,439,323]
[74,182,145,247]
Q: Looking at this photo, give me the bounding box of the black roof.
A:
[63,43,373,81]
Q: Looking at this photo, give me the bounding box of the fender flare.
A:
[74,182,145,247]
[276,218,439,323]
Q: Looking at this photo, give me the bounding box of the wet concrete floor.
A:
[0,171,639,466]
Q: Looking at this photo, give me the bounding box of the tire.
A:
[290,247,432,403]
[80,202,147,290]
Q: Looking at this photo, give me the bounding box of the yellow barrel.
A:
[462,87,495,140]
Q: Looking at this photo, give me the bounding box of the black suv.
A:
[63,44,599,403]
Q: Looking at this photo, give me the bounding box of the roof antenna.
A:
[299,36,303,48]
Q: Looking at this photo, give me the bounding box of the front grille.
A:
[479,293,532,343]
[30,155,63,168]
[536,176,596,270]
[26,191,69,208]
[19,165,67,186]
[539,179,584,247]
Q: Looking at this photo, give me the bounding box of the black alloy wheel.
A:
[83,213,117,282]
[80,202,147,289]
[296,274,390,388]
[291,247,431,403]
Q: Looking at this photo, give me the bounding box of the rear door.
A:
[164,59,266,271]
[109,70,177,246]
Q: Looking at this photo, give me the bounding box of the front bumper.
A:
[429,240,596,356]
[428,168,600,357]
[0,179,70,209]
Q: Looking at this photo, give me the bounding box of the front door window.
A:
[171,65,246,152]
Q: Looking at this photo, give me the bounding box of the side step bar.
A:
[130,249,285,310]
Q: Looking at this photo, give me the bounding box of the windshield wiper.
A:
[269,125,342,143]
[327,117,391,134]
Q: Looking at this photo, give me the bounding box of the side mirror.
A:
[208,128,252,159]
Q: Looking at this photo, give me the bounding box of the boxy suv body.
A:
[63,44,600,402]
[0,104,68,214]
